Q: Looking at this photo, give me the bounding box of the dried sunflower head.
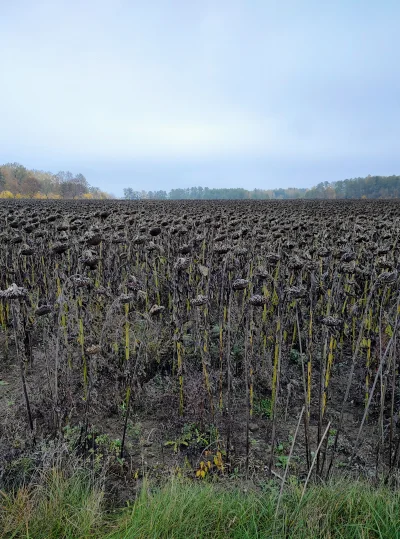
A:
[232,279,249,291]
[35,305,52,316]
[127,275,141,291]
[249,294,268,307]
[85,344,102,356]
[266,252,280,264]
[80,249,99,269]
[191,295,208,306]
[285,285,307,299]
[118,293,135,304]
[149,226,162,237]
[341,250,356,263]
[317,247,331,258]
[95,286,112,297]
[52,241,69,254]
[0,284,28,300]
[174,257,191,271]
[214,244,231,254]
[70,275,92,288]
[149,304,165,316]
[19,244,35,256]
[288,256,304,270]
[322,316,342,328]
[341,261,356,274]
[377,270,398,284]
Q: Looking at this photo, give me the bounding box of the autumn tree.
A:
[20,176,41,198]
[0,169,5,191]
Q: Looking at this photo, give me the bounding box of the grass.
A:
[1,469,400,538]
[0,468,104,539]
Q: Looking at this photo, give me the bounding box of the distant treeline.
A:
[306,176,400,199]
[123,186,306,200]
[124,175,400,200]
[2,164,399,201]
[0,163,113,199]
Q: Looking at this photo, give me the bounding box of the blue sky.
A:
[1,0,399,196]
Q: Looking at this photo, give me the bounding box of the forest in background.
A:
[1,163,400,201]
[0,163,113,199]
[124,175,400,200]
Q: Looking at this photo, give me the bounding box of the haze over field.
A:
[1,1,400,196]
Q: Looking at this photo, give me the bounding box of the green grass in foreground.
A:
[1,469,400,538]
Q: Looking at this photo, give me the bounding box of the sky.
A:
[1,0,399,196]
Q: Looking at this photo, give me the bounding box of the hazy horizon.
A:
[1,1,400,196]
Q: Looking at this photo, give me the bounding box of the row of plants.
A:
[0,198,400,484]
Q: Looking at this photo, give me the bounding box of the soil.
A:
[0,329,387,502]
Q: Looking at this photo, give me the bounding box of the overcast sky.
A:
[1,0,399,196]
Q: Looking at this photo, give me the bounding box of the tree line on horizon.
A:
[123,175,400,200]
[0,163,113,199]
[1,164,399,201]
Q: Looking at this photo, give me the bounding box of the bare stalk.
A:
[350,296,400,466]
[11,301,34,433]
[275,406,304,518]
[301,421,331,502]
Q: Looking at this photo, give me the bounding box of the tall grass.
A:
[0,468,104,539]
[113,479,400,538]
[2,469,400,538]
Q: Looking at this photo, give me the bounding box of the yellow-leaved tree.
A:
[0,190,14,198]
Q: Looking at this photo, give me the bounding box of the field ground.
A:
[1,199,400,535]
